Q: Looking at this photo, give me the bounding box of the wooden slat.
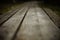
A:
[0,7,28,40]
[15,7,60,40]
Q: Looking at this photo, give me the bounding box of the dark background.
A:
[0,0,60,4]
[0,0,60,12]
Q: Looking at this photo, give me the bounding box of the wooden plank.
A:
[0,7,28,40]
[15,7,60,40]
[0,3,26,26]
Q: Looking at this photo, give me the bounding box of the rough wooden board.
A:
[15,7,60,40]
[43,8,60,28]
[0,7,28,40]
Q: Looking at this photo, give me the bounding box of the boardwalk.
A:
[0,1,60,40]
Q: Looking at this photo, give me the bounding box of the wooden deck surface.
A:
[0,1,60,40]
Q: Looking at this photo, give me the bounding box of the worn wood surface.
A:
[0,1,60,40]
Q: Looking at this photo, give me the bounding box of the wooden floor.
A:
[0,1,60,40]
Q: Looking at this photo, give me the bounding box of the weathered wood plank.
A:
[0,3,26,26]
[0,7,28,40]
[15,7,60,40]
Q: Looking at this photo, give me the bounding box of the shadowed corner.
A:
[0,26,9,40]
[0,31,5,40]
